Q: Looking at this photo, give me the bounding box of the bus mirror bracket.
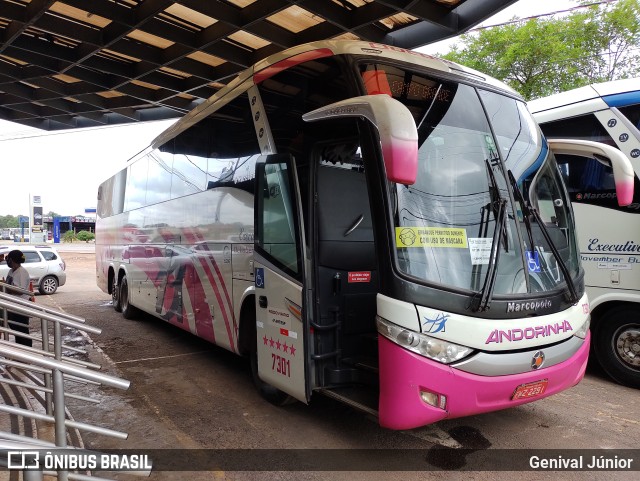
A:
[302,95,418,185]
[547,138,635,206]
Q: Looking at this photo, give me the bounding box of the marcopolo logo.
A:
[576,192,617,201]
[507,299,553,313]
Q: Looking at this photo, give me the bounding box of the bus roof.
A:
[529,78,640,118]
[152,40,519,150]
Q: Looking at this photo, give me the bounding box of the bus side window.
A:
[617,103,640,129]
[540,111,640,211]
[260,164,300,275]
[556,154,616,194]
[539,112,616,147]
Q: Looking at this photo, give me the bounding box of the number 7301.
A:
[272,353,291,377]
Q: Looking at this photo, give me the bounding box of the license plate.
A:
[511,379,548,400]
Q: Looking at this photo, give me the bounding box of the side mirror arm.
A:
[303,95,418,185]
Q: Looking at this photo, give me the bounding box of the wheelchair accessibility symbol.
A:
[255,268,265,288]
[526,251,541,273]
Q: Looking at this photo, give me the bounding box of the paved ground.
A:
[0,239,96,252]
[2,246,640,481]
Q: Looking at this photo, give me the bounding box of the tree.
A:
[76,230,95,243]
[592,0,640,80]
[63,230,76,243]
[442,0,640,100]
[0,215,19,228]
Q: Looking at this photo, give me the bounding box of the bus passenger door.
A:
[253,154,309,403]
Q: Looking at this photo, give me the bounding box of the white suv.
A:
[0,245,67,294]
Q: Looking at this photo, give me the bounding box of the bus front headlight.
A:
[574,316,591,339]
[376,316,474,364]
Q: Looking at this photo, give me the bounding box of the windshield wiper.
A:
[484,158,509,251]
[470,197,507,312]
[507,170,536,254]
[507,170,579,304]
[470,159,509,312]
[528,206,580,303]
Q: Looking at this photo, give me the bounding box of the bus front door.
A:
[253,154,309,403]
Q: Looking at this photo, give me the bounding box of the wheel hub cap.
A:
[616,329,640,367]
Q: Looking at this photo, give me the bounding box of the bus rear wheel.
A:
[120,275,140,320]
[594,306,640,389]
[112,276,122,312]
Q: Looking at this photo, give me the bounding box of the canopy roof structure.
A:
[0,0,516,130]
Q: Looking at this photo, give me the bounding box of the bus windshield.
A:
[362,63,580,297]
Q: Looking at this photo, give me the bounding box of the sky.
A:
[0,118,176,216]
[0,0,581,216]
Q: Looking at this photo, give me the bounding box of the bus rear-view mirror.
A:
[302,95,418,185]
[547,139,635,206]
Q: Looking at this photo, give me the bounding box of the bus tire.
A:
[593,306,640,389]
[112,276,122,312]
[244,306,294,406]
[119,275,140,320]
[250,348,295,406]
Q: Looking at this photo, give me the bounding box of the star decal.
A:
[269,337,275,347]
[263,335,268,345]
[276,339,282,350]
[283,342,289,353]
[290,344,296,356]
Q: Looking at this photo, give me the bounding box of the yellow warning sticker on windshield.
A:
[396,227,468,248]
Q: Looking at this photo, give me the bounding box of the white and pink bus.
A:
[96,41,632,429]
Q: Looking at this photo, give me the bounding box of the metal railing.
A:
[0,284,147,480]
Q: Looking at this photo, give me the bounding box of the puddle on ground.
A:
[425,426,492,469]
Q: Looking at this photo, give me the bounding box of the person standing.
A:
[3,250,32,346]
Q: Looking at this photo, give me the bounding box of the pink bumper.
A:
[378,332,590,430]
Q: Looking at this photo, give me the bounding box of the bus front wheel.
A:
[250,348,295,406]
[594,306,640,389]
[244,306,294,406]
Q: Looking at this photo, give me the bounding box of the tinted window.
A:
[258,56,351,155]
[161,92,260,196]
[538,113,616,147]
[24,252,41,263]
[41,251,58,261]
[257,162,300,276]
[146,149,173,205]
[97,169,127,218]
[555,153,640,212]
[170,153,206,199]
[124,156,149,212]
[617,103,640,128]
[540,112,640,212]
[207,154,260,194]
